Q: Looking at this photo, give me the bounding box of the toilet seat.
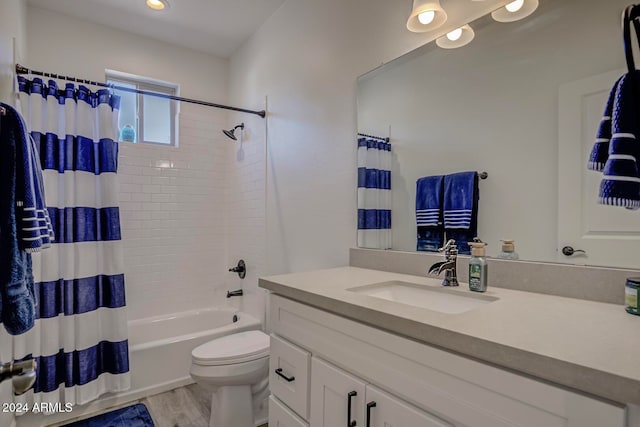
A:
[192,330,270,366]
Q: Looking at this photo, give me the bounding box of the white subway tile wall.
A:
[118,106,234,320]
[225,113,267,324]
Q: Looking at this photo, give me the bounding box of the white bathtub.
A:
[16,306,263,427]
[128,306,262,393]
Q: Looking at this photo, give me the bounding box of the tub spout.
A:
[227,289,243,298]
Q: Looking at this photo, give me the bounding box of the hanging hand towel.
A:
[416,175,444,252]
[0,103,51,335]
[2,102,54,251]
[588,76,623,171]
[443,171,479,255]
[592,72,640,208]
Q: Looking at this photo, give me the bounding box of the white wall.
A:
[357,0,627,261]
[229,0,508,276]
[27,6,234,320]
[0,0,27,104]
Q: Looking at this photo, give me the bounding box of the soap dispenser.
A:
[497,239,519,260]
[468,238,488,293]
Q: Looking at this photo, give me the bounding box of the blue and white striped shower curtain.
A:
[357,137,392,249]
[10,76,130,408]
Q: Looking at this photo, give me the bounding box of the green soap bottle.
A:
[468,239,488,292]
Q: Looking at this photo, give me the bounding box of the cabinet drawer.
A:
[269,395,309,427]
[270,334,311,419]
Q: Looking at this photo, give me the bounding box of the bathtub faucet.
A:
[227,289,243,298]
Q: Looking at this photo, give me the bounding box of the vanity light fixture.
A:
[407,0,448,33]
[146,0,169,11]
[491,0,538,22]
[436,24,475,49]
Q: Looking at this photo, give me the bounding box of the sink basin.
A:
[347,280,498,314]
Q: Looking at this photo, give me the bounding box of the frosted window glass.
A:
[110,81,138,142]
[143,95,171,144]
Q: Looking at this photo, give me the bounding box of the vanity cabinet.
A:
[269,395,308,427]
[268,294,627,427]
[311,357,452,427]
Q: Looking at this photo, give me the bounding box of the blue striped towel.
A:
[588,71,640,209]
[1,103,54,251]
[416,175,443,226]
[443,171,478,229]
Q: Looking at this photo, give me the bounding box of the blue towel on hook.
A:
[588,72,640,209]
[443,171,479,254]
[0,103,43,335]
[2,102,55,251]
[416,175,444,252]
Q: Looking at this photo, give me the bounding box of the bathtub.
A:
[16,306,263,427]
[128,306,262,394]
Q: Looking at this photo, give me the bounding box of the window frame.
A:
[105,69,180,147]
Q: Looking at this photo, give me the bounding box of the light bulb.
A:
[505,0,524,13]
[418,10,436,25]
[446,28,463,41]
[146,0,166,10]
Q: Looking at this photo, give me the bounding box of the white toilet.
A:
[190,330,270,427]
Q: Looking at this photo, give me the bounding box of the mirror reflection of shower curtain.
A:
[8,76,130,410]
[357,137,392,249]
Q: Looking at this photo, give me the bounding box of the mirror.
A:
[357,0,640,268]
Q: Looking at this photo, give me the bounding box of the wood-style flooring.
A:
[51,384,268,427]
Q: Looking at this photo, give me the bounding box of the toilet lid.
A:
[192,330,270,366]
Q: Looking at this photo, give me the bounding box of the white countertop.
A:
[259,266,640,406]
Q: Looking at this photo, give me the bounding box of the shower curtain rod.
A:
[15,64,266,118]
[358,132,390,142]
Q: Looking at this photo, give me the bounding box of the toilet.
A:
[190,330,270,427]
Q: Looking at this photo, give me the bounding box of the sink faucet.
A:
[428,239,459,287]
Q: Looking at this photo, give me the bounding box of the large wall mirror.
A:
[357,0,640,269]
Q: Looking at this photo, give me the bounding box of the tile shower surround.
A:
[118,108,232,321]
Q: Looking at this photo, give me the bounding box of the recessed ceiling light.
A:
[146,0,169,11]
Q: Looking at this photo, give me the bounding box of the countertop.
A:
[259,266,640,406]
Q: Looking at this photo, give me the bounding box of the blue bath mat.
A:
[63,403,155,427]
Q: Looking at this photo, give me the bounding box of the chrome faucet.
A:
[428,239,459,287]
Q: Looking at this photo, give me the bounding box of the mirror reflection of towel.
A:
[416,175,444,252]
[443,172,479,255]
[588,71,640,209]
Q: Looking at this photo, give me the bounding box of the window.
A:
[106,70,179,146]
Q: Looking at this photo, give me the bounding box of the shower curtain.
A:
[11,76,130,408]
[357,137,392,249]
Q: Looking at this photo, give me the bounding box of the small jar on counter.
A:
[625,277,640,316]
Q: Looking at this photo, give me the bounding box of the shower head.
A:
[222,123,245,141]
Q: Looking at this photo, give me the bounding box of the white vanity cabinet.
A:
[268,294,628,427]
[311,357,452,427]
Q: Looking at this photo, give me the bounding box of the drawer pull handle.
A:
[366,401,377,427]
[275,368,295,382]
[347,390,357,427]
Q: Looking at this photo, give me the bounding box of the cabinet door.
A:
[310,357,366,427]
[365,384,453,427]
[269,395,309,427]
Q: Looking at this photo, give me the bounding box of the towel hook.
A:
[622,4,640,72]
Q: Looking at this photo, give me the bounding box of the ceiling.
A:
[26,0,286,58]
